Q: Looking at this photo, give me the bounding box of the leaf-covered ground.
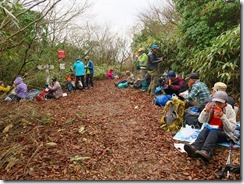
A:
[0,79,240,180]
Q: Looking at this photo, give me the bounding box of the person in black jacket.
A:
[147,44,163,95]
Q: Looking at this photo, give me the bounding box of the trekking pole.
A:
[226,140,233,179]
[218,139,234,179]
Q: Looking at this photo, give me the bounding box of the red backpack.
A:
[36,89,48,101]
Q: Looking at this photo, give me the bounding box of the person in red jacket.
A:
[163,70,188,96]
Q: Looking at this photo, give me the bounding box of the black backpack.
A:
[133,80,142,89]
[183,107,202,129]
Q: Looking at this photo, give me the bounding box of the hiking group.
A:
[109,44,240,171]
[0,44,240,177]
[0,55,95,102]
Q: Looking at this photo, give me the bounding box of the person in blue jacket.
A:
[84,56,94,88]
[73,57,85,90]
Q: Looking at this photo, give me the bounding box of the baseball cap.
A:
[151,44,159,49]
[212,91,228,103]
[185,73,199,80]
[212,82,227,91]
[138,48,145,52]
[168,70,176,79]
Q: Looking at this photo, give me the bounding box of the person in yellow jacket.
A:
[0,81,11,92]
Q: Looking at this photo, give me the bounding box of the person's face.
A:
[187,78,195,87]
[214,101,226,109]
[152,48,158,52]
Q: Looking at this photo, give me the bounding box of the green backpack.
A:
[160,95,186,132]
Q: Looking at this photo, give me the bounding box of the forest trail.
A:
[0,79,240,180]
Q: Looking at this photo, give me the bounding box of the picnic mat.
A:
[173,124,240,151]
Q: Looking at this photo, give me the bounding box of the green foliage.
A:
[175,0,240,50]
[184,25,240,96]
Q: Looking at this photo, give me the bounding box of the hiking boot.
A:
[195,150,210,162]
[184,143,196,158]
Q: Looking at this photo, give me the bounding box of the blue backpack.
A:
[154,94,172,107]
[118,82,129,89]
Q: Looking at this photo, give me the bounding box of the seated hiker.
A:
[5,77,28,101]
[115,71,135,87]
[65,74,75,92]
[0,81,11,93]
[179,73,210,108]
[163,70,188,96]
[46,76,63,99]
[106,68,114,80]
[198,82,238,114]
[157,72,168,88]
[183,91,238,162]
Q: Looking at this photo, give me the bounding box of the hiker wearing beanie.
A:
[183,91,238,163]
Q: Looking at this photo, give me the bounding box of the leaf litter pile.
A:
[0,79,240,180]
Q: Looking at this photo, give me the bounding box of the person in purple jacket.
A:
[5,77,27,101]
[163,70,188,96]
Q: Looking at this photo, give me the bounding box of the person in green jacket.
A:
[137,48,149,92]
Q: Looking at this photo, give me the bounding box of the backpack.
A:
[26,89,40,100]
[160,95,186,132]
[36,89,48,101]
[118,82,129,89]
[154,94,172,107]
[133,80,142,89]
[183,106,202,129]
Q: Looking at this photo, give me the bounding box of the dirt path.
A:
[0,79,240,180]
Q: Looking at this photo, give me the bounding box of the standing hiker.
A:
[137,48,148,92]
[73,57,85,90]
[85,56,94,88]
[147,44,163,95]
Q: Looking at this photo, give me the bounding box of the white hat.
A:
[212,82,227,91]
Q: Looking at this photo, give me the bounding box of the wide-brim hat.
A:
[212,82,227,91]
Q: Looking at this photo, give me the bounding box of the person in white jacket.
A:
[183,91,238,162]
